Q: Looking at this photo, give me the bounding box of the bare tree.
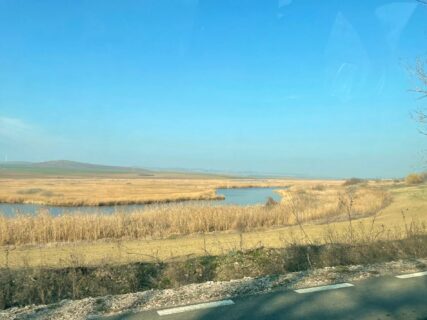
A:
[410,58,427,135]
[412,0,427,134]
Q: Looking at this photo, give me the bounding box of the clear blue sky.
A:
[1,0,426,178]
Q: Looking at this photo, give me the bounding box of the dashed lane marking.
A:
[157,300,235,316]
[295,283,354,294]
[396,271,427,279]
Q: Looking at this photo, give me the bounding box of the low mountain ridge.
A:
[0,160,230,179]
[32,160,148,172]
[0,160,153,177]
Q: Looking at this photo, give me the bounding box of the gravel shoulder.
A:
[2,257,426,320]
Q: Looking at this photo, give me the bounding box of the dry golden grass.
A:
[1,179,425,269]
[279,183,391,222]
[0,178,340,206]
[0,183,389,246]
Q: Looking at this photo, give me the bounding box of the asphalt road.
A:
[103,273,427,320]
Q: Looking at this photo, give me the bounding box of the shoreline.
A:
[0,194,226,208]
[0,186,290,208]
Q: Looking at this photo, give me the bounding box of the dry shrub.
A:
[311,184,325,191]
[342,178,365,186]
[16,188,44,195]
[264,197,278,208]
[405,173,425,185]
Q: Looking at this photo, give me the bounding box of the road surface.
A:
[102,272,427,320]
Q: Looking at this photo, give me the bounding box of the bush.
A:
[405,173,425,185]
[311,184,325,191]
[264,197,278,208]
[342,178,365,186]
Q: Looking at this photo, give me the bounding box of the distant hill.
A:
[0,160,230,179]
[0,160,153,178]
[33,160,150,172]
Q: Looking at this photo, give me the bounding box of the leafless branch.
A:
[409,58,427,135]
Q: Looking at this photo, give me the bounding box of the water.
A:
[0,187,283,216]
[0,203,148,216]
[216,187,282,206]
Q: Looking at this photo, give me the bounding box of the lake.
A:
[0,187,283,216]
[215,187,282,206]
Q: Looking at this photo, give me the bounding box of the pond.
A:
[215,187,282,206]
[0,187,283,216]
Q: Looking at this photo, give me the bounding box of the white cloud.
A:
[0,117,34,141]
[0,116,74,161]
[0,116,62,148]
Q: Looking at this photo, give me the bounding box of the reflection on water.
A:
[216,187,282,205]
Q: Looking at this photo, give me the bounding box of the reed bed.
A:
[0,178,305,206]
[0,186,390,246]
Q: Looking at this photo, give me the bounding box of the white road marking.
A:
[295,283,354,294]
[157,300,235,316]
[396,271,427,279]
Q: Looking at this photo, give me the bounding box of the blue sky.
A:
[0,0,426,178]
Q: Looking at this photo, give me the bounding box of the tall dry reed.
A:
[0,187,390,246]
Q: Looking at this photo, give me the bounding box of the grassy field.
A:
[0,182,388,245]
[2,234,427,310]
[0,177,340,206]
[0,177,426,309]
[0,160,233,179]
[0,160,344,206]
[2,179,425,268]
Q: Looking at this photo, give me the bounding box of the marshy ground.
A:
[0,178,425,268]
[0,175,426,311]
[0,177,312,206]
